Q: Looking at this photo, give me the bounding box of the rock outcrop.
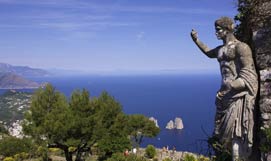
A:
[166,120,175,129]
[166,117,184,130]
[175,117,184,129]
[149,117,159,128]
[239,1,271,160]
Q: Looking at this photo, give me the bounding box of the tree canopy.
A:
[22,84,160,161]
[235,0,271,44]
[127,114,160,147]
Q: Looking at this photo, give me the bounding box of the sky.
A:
[0,0,238,74]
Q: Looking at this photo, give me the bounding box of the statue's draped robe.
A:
[214,41,258,154]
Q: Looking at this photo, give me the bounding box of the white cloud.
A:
[0,0,233,15]
[0,0,233,32]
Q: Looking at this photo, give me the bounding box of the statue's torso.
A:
[217,41,240,86]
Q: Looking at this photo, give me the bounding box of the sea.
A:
[1,73,221,154]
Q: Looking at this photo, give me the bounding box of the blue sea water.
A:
[1,73,221,154]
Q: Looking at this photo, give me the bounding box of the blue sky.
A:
[0,0,237,74]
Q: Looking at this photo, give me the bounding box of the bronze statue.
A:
[191,17,258,161]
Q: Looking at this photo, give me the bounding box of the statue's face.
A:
[215,26,226,40]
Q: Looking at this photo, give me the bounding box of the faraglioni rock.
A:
[165,117,184,130]
[149,117,159,128]
[166,120,175,129]
[175,117,184,129]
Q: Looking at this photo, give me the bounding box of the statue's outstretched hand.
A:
[191,29,198,42]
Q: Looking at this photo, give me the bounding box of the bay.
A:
[1,73,221,154]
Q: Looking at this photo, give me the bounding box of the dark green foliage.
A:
[0,123,8,134]
[68,89,96,160]
[91,92,131,160]
[23,84,73,161]
[127,114,160,147]
[23,84,149,161]
[162,158,172,161]
[145,145,156,159]
[235,0,271,44]
[0,137,33,157]
[97,135,131,160]
[23,84,71,143]
[234,0,253,43]
[183,154,197,161]
[260,128,271,152]
[207,136,231,161]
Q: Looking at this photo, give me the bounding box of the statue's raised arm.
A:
[190,29,218,58]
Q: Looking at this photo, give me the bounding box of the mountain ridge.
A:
[0,63,49,89]
[0,72,40,89]
[0,63,50,77]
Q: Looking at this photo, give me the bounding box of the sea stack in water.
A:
[149,117,159,128]
[175,117,184,129]
[166,117,184,130]
[166,120,175,129]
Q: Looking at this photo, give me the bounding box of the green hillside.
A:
[0,90,31,126]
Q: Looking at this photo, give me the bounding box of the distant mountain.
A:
[0,72,40,89]
[0,63,50,77]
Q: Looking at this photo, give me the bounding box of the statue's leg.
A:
[232,139,240,161]
[232,138,249,161]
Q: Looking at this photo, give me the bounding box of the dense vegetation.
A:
[18,84,159,161]
[0,85,212,161]
[235,0,271,44]
[0,85,213,161]
[0,137,33,158]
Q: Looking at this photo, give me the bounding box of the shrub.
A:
[207,136,231,161]
[163,158,172,161]
[48,147,62,156]
[260,128,271,153]
[49,148,61,153]
[36,146,46,157]
[198,155,210,161]
[153,157,159,161]
[3,157,15,161]
[0,137,32,157]
[14,152,29,160]
[106,153,126,161]
[35,146,49,161]
[68,147,77,152]
[145,145,156,159]
[0,123,8,134]
[183,154,197,161]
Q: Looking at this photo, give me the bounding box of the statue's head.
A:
[214,17,235,40]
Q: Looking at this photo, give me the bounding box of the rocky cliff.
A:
[149,117,159,128]
[241,1,271,160]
